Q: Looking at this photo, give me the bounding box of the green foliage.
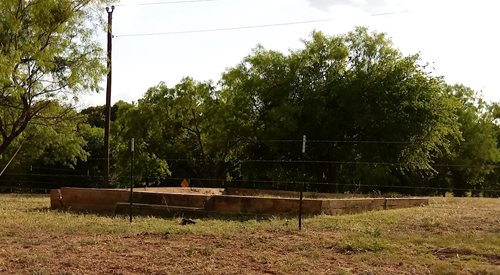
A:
[101,27,497,194]
[0,0,106,155]
[0,102,97,190]
[4,24,495,195]
[430,85,500,196]
[80,105,105,128]
[110,79,244,186]
[219,27,462,191]
[111,100,171,187]
[1,102,89,168]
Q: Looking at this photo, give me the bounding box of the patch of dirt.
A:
[433,248,500,265]
[2,196,499,274]
[0,230,431,275]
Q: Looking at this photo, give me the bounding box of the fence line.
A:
[1,173,498,193]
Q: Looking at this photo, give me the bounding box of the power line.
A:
[114,11,409,38]
[115,0,217,7]
[115,18,338,37]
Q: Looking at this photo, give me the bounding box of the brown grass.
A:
[0,194,498,274]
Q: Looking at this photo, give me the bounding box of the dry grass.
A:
[0,194,499,274]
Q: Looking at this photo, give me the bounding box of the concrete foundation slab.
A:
[50,187,429,217]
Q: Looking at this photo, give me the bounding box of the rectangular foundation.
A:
[50,188,429,216]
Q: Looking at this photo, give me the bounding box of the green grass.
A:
[0,194,499,274]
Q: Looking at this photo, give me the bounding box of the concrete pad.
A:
[59,187,130,212]
[133,187,224,195]
[224,188,369,199]
[50,189,63,210]
[207,195,322,215]
[132,192,211,208]
[56,188,213,211]
[50,187,429,217]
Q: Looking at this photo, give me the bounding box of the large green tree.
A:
[62,26,495,195]
[0,0,106,156]
[219,28,461,192]
[0,102,94,190]
[111,79,233,186]
[430,85,500,196]
[111,77,256,187]
[111,99,171,187]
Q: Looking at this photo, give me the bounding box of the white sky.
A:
[79,0,499,107]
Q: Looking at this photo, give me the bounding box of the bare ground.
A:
[0,195,499,275]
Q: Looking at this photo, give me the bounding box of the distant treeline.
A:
[1,28,498,196]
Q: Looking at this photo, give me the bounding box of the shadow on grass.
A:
[45,206,305,222]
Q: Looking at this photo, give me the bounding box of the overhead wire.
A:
[114,11,409,38]
[114,0,217,6]
[115,18,340,37]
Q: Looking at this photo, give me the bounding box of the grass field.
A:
[0,194,498,274]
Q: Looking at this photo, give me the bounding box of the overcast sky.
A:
[80,0,499,107]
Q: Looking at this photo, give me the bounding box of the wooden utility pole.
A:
[103,6,114,187]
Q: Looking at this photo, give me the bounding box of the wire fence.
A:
[1,139,498,196]
[1,165,498,196]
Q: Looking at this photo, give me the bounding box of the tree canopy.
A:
[0,0,106,156]
[217,28,462,189]
[1,26,498,196]
[103,28,497,195]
